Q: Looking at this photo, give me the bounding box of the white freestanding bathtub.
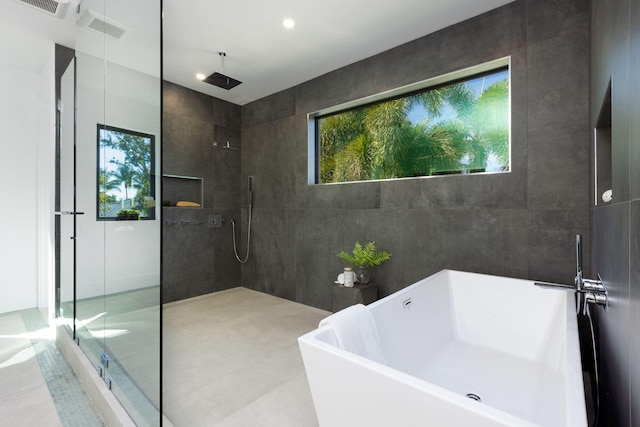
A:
[298,270,587,427]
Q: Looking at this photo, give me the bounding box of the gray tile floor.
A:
[0,309,105,427]
[163,287,330,427]
[0,287,328,427]
[71,286,161,424]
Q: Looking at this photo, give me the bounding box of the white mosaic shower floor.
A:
[0,309,105,427]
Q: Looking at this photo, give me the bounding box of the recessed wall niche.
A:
[162,174,204,207]
[594,82,612,207]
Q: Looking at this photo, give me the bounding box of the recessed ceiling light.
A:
[283,18,295,29]
[196,73,206,81]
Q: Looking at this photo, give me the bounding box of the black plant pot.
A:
[116,214,139,220]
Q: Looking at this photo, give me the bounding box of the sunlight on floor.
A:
[0,325,56,341]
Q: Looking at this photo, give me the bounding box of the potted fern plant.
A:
[337,241,392,284]
[116,209,140,220]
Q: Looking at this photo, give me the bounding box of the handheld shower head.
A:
[232,175,254,263]
[247,176,254,208]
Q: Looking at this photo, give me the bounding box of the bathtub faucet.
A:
[534,234,607,314]
[573,234,607,311]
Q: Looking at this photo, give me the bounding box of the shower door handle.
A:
[54,211,85,215]
[54,211,85,240]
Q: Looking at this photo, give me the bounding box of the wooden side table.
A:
[332,283,379,312]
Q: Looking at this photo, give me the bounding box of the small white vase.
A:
[343,267,355,287]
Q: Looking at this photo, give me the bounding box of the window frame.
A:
[307,57,511,185]
[96,124,157,221]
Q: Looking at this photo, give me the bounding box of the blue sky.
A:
[406,69,509,172]
[407,70,508,125]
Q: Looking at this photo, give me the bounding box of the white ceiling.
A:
[164,0,516,105]
[0,0,516,105]
[0,0,75,73]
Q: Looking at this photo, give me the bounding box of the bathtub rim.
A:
[298,269,587,427]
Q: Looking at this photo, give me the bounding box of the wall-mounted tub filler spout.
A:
[534,234,608,314]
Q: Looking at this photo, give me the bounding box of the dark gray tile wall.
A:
[590,0,640,425]
[591,204,631,426]
[158,0,640,422]
[162,81,241,303]
[239,0,591,310]
[630,200,640,426]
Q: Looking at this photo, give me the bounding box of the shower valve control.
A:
[209,214,223,229]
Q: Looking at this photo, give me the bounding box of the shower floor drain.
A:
[466,393,482,402]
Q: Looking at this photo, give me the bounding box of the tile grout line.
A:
[20,309,106,427]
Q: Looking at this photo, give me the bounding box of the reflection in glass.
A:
[70,0,161,424]
[97,125,156,220]
[59,58,75,334]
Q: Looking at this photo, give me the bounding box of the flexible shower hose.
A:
[232,204,252,263]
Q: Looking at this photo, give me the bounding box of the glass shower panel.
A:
[101,0,161,424]
[58,58,75,334]
[71,0,161,423]
[74,48,108,369]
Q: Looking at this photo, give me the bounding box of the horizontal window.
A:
[309,58,510,184]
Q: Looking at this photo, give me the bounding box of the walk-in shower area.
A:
[163,288,328,426]
[159,0,602,425]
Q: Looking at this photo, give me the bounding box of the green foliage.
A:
[117,209,140,216]
[338,241,392,268]
[319,72,509,183]
[99,128,154,217]
[98,168,120,215]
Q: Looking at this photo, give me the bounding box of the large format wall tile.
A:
[162,208,216,301]
[212,208,241,292]
[591,203,630,427]
[611,52,631,204]
[526,32,590,211]
[527,209,589,284]
[164,81,215,124]
[245,209,298,301]
[526,0,590,44]
[241,88,295,129]
[213,126,241,209]
[162,113,214,183]
[630,0,640,201]
[630,200,640,426]
[242,0,590,311]
[211,97,241,131]
[241,117,299,210]
[590,0,640,423]
[163,83,241,303]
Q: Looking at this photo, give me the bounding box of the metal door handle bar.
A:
[54,211,85,215]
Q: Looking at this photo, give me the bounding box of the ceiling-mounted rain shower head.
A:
[202,52,242,90]
[203,72,242,90]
